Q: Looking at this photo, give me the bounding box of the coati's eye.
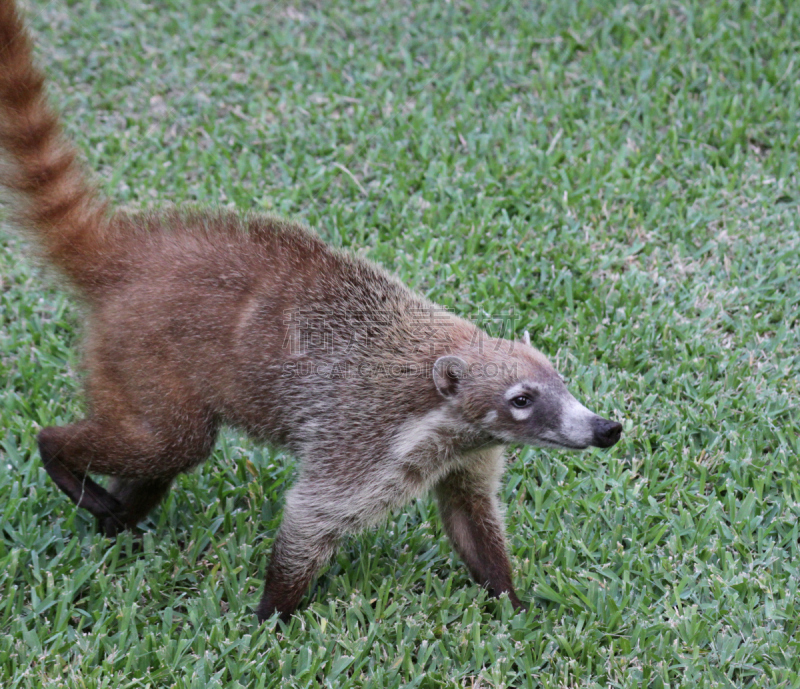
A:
[510,396,531,409]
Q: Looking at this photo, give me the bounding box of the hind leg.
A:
[38,414,216,534]
[38,421,125,523]
[98,477,175,537]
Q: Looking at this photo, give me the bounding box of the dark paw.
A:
[512,599,529,613]
[492,588,527,612]
[96,514,124,538]
[96,513,140,541]
[506,591,528,612]
[255,597,293,624]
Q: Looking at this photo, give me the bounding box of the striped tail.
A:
[0,0,111,293]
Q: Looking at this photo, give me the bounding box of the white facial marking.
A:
[510,406,533,422]
[483,410,498,425]
[504,383,529,401]
[505,382,535,422]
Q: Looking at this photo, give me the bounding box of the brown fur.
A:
[1,0,621,622]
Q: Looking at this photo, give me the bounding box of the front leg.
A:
[256,480,342,622]
[255,454,431,622]
[256,527,339,623]
[435,448,525,610]
[255,473,390,623]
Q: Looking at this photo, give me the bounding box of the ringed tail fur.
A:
[0,0,110,294]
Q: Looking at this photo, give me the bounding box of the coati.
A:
[0,0,622,622]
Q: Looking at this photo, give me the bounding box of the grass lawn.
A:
[2,0,800,686]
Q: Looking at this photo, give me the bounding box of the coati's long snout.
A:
[536,388,623,450]
[1,0,624,624]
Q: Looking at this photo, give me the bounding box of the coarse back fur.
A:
[0,0,621,622]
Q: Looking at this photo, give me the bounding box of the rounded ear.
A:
[433,356,467,398]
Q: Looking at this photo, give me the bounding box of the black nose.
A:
[591,417,623,448]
